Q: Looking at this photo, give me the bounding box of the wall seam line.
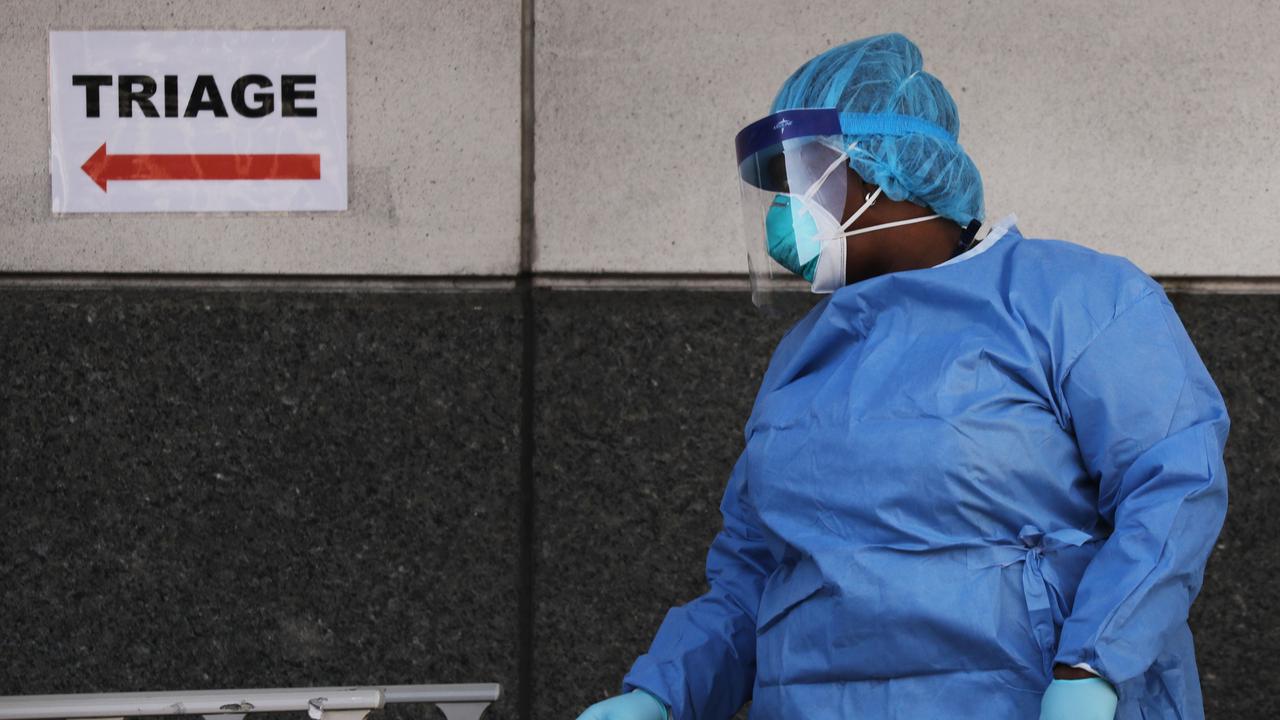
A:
[3,275,1278,295]
[517,0,537,717]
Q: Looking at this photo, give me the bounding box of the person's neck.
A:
[844,219,963,284]
[886,219,964,271]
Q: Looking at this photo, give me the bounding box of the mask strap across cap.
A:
[834,142,941,239]
[802,138,944,241]
[841,185,883,231]
[843,212,942,238]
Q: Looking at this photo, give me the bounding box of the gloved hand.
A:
[574,689,669,720]
[1039,677,1118,720]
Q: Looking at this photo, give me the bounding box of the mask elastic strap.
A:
[803,152,849,202]
[842,213,941,238]
[841,186,882,231]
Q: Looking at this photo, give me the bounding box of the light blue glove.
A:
[574,689,669,720]
[1040,677,1118,720]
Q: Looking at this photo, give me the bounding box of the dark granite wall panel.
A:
[1168,294,1280,720]
[532,291,814,720]
[535,291,1280,720]
[0,290,524,720]
[2,288,1277,720]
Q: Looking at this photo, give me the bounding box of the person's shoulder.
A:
[996,228,1175,384]
[1004,230,1164,316]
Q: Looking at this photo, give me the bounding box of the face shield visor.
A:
[734,109,959,310]
[736,109,851,310]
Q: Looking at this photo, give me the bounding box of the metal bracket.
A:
[311,711,369,720]
[307,699,372,720]
[434,703,491,720]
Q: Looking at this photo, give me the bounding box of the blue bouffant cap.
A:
[770,33,985,226]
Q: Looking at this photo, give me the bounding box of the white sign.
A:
[49,30,347,213]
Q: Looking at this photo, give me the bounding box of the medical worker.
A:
[574,33,1229,720]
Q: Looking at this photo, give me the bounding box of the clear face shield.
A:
[736,109,853,310]
[735,109,954,310]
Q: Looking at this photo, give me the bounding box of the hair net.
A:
[770,33,985,227]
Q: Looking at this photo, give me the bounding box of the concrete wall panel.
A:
[0,1,521,275]
[534,0,1280,277]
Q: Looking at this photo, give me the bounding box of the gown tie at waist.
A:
[965,524,1101,676]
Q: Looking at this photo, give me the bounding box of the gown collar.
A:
[935,213,1019,268]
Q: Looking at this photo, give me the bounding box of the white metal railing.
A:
[0,684,500,720]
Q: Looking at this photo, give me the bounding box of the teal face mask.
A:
[765,194,823,283]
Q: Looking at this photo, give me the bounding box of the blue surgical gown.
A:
[621,220,1230,719]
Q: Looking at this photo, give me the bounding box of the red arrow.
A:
[81,143,321,192]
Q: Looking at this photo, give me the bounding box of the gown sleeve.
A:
[620,448,778,720]
[1052,287,1230,690]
